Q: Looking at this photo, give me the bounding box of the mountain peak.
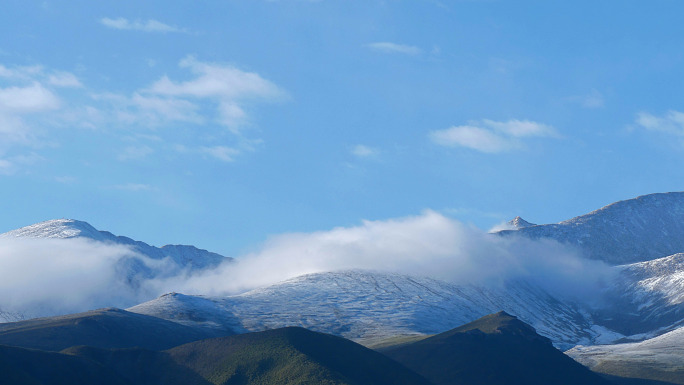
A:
[507,216,536,229]
[450,311,543,340]
[0,219,105,240]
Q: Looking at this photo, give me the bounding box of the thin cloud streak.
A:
[636,110,684,135]
[100,17,187,33]
[367,42,423,55]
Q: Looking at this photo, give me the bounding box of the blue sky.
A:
[2,0,684,256]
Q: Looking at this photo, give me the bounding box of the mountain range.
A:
[4,192,684,383]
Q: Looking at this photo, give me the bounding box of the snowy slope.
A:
[567,325,684,384]
[129,270,605,350]
[498,192,684,264]
[593,253,684,338]
[0,219,230,270]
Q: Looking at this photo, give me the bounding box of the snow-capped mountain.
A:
[129,270,607,350]
[498,192,684,264]
[0,219,230,270]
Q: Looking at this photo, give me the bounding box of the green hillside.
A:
[0,307,224,351]
[59,326,434,385]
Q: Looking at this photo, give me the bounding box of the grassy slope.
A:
[56,326,433,385]
[0,308,224,351]
[166,327,434,385]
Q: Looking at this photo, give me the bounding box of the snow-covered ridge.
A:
[129,270,606,350]
[0,219,231,270]
[498,192,684,264]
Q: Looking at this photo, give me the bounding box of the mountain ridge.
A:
[498,192,684,264]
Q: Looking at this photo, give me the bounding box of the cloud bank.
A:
[0,238,169,318]
[0,211,612,320]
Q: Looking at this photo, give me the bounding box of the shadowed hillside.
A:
[382,311,610,385]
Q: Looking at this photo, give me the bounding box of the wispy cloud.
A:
[581,89,604,109]
[351,144,378,158]
[100,17,187,33]
[0,64,82,151]
[200,145,241,162]
[0,153,43,176]
[144,56,285,132]
[117,145,154,161]
[0,81,61,147]
[111,183,153,191]
[430,119,559,153]
[636,110,684,135]
[48,71,83,88]
[366,42,422,55]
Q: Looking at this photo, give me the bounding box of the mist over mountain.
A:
[0,219,230,270]
[0,220,233,322]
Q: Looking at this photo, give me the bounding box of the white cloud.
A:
[351,144,378,158]
[367,42,422,55]
[91,56,285,134]
[0,238,168,317]
[0,83,60,113]
[170,211,611,299]
[200,145,241,162]
[130,93,202,125]
[0,159,13,175]
[430,119,559,153]
[100,17,186,33]
[0,65,44,81]
[430,125,513,153]
[117,145,154,161]
[54,176,77,184]
[111,183,153,191]
[48,71,83,88]
[636,110,684,135]
[0,65,79,151]
[582,89,604,109]
[150,56,283,100]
